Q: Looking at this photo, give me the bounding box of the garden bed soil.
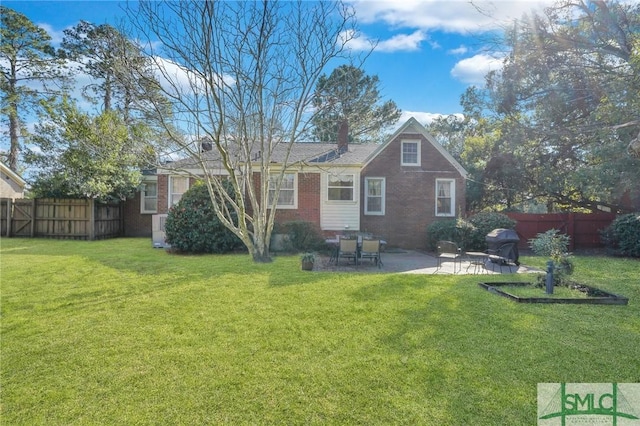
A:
[478,282,629,305]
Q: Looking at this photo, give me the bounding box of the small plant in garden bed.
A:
[528,229,574,288]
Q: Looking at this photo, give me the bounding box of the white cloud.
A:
[448,45,468,55]
[350,0,556,33]
[37,23,65,45]
[150,56,235,95]
[398,110,464,126]
[450,53,503,84]
[341,29,427,53]
[376,30,427,52]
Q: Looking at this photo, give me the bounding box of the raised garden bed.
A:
[478,282,629,305]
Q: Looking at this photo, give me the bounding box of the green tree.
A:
[0,6,67,171]
[426,114,466,160]
[27,100,153,201]
[311,65,401,143]
[465,0,640,212]
[61,21,169,121]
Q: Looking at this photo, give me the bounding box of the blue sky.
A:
[5,0,554,125]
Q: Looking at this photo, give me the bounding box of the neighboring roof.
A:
[0,162,26,188]
[364,117,469,178]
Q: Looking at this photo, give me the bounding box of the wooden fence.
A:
[505,212,617,250]
[1,198,123,240]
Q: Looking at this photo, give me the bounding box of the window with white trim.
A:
[436,179,455,216]
[365,177,385,215]
[140,177,158,214]
[328,174,354,201]
[268,173,297,209]
[169,176,189,206]
[401,140,420,166]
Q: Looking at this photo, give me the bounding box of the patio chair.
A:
[487,242,519,273]
[360,239,383,268]
[435,240,462,273]
[337,237,358,266]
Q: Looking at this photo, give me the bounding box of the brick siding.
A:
[361,132,466,250]
[123,191,152,237]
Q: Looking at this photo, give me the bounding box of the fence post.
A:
[30,198,36,237]
[6,198,12,237]
[567,212,575,251]
[119,202,124,236]
[89,199,96,240]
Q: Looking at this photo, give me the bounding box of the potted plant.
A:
[300,252,315,271]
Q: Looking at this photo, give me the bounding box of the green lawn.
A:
[1,238,639,425]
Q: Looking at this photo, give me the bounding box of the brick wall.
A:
[156,172,322,229]
[157,174,169,214]
[361,132,466,250]
[123,192,152,237]
[274,172,321,225]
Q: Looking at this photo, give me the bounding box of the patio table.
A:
[465,251,489,274]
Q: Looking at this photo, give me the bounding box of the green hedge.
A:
[165,182,243,254]
[467,212,517,250]
[601,213,640,258]
[426,212,517,252]
[272,221,327,253]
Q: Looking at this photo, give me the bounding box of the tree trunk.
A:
[8,100,19,171]
[8,61,19,171]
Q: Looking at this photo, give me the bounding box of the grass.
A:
[1,238,639,425]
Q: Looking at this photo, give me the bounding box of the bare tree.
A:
[127,0,359,262]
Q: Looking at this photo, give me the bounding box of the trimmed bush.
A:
[164,182,243,254]
[468,212,517,250]
[601,213,640,258]
[426,219,458,252]
[427,213,517,252]
[272,221,326,252]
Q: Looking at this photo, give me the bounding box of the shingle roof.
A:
[163,141,379,171]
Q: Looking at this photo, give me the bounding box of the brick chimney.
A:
[337,120,348,153]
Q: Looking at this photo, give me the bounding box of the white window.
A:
[436,179,455,216]
[365,177,385,215]
[401,140,421,166]
[169,176,189,206]
[140,177,158,214]
[268,173,297,209]
[328,174,354,201]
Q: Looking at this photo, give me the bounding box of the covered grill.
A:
[486,228,520,265]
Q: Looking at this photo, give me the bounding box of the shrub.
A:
[164,182,243,254]
[467,212,517,250]
[601,213,640,258]
[273,221,326,252]
[426,219,458,252]
[529,229,574,285]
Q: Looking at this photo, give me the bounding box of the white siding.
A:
[320,168,361,231]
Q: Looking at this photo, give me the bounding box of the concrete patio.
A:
[315,249,542,274]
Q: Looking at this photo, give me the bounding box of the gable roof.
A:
[363,117,468,178]
[0,163,26,188]
[160,118,467,176]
